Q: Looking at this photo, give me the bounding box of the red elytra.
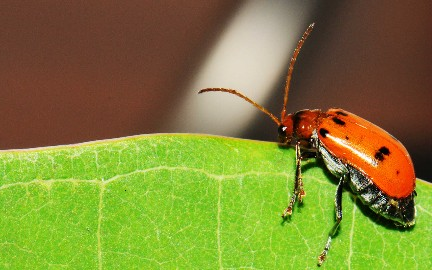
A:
[199,23,416,266]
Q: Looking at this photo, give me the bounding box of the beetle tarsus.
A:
[282,192,296,217]
[298,179,306,202]
[317,236,331,266]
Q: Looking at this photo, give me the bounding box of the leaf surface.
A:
[0,134,430,269]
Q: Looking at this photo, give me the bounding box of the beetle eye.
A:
[278,125,287,137]
[278,125,289,144]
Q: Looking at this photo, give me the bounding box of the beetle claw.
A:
[298,190,306,202]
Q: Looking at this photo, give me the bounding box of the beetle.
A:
[198,23,416,266]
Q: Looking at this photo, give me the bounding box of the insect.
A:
[198,23,416,266]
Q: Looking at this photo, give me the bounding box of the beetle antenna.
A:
[199,88,281,126]
[281,23,315,122]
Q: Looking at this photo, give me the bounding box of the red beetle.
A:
[199,23,416,266]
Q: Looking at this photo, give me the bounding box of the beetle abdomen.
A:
[347,165,416,226]
[318,142,415,226]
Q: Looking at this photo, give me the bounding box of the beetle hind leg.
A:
[282,142,305,217]
[318,176,344,266]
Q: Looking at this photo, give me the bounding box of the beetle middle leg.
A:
[317,175,344,266]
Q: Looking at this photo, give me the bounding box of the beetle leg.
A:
[318,176,344,266]
[282,142,304,217]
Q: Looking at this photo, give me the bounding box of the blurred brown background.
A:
[0,1,431,180]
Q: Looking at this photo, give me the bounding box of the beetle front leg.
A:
[282,142,305,217]
[317,175,344,266]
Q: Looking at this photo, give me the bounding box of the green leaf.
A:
[0,134,430,269]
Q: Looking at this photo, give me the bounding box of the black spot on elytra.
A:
[375,152,385,161]
[375,146,391,161]
[319,128,329,138]
[335,111,348,116]
[332,117,345,126]
[396,170,400,175]
[379,146,390,155]
[345,135,349,140]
